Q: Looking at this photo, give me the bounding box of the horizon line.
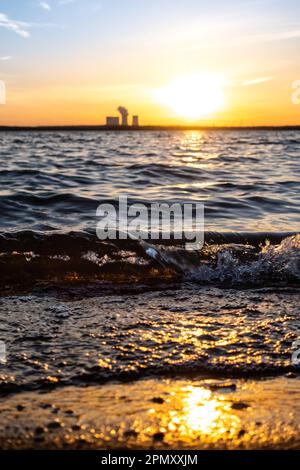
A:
[1,124,300,131]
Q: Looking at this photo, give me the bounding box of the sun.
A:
[156,73,225,121]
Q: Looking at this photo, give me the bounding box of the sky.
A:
[0,0,300,125]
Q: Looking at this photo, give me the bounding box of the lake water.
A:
[0,130,299,399]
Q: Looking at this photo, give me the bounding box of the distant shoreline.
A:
[1,125,300,132]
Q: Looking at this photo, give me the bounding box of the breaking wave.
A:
[0,230,299,290]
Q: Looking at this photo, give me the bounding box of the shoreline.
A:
[0,376,299,450]
[1,125,300,132]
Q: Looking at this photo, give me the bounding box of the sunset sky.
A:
[0,0,300,126]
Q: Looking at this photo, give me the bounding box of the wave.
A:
[148,234,300,285]
[0,359,297,397]
[0,230,299,290]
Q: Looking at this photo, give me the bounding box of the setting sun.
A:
[155,73,225,121]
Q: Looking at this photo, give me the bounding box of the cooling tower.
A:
[132,115,139,127]
[117,106,129,126]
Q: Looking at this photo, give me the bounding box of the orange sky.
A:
[1,0,300,126]
[2,78,299,127]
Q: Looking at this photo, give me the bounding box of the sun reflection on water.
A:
[165,385,240,442]
[183,387,221,433]
[170,131,221,169]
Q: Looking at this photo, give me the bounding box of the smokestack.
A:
[117,106,129,126]
[132,115,139,127]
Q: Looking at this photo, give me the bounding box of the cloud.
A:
[0,56,12,61]
[242,76,274,86]
[0,12,30,37]
[39,2,52,11]
[0,11,62,37]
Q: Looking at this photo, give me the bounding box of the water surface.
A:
[0,130,299,398]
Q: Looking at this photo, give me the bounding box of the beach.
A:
[1,376,300,450]
[0,283,299,449]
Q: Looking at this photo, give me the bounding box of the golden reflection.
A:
[173,182,217,189]
[183,387,221,433]
[170,131,220,169]
[6,376,297,449]
[181,130,206,148]
[164,385,240,441]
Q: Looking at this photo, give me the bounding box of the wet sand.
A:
[0,284,300,449]
[0,376,299,449]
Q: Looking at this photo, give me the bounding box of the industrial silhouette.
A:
[117,106,129,126]
[106,116,119,126]
[106,106,139,127]
[132,115,139,127]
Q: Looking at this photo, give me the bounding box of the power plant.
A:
[117,106,129,126]
[105,106,139,128]
[106,116,119,126]
[132,115,139,127]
